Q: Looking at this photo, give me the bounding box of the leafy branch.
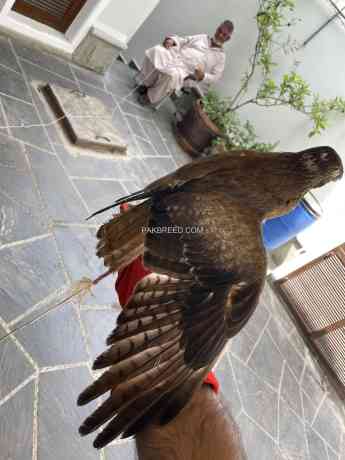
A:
[201,0,345,151]
[230,0,296,108]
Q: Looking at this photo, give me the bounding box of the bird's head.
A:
[259,146,343,220]
[298,146,343,187]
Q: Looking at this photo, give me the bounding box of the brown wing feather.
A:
[96,200,150,271]
[78,191,266,448]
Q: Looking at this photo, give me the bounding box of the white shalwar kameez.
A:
[137,34,226,104]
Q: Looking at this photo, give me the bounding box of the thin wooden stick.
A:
[0,269,114,345]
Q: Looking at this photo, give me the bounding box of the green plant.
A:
[202,0,345,150]
[202,91,277,152]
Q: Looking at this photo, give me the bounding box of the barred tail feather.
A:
[96,201,151,272]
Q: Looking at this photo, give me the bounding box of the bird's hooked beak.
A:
[336,160,344,181]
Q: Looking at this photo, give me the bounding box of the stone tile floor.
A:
[0,32,344,460]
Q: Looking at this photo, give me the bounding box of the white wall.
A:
[127,0,345,259]
[239,0,345,255]
[97,0,160,45]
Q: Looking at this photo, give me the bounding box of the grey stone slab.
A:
[230,329,255,363]
[341,434,345,460]
[16,303,88,368]
[244,302,270,343]
[0,337,34,399]
[232,356,278,439]
[0,190,49,245]
[0,136,47,210]
[1,94,52,152]
[107,60,137,84]
[122,158,156,188]
[268,317,304,382]
[236,412,278,460]
[38,367,99,460]
[0,36,21,73]
[278,398,308,459]
[22,64,79,144]
[105,69,135,98]
[158,129,188,167]
[215,352,242,419]
[155,97,177,119]
[154,115,176,142]
[306,427,329,460]
[301,361,328,403]
[21,59,79,93]
[53,225,116,306]
[0,324,6,340]
[288,328,307,359]
[143,156,176,180]
[141,119,171,157]
[55,143,123,179]
[0,100,7,133]
[0,64,32,103]
[280,364,303,418]
[247,329,283,390]
[301,390,318,425]
[126,115,148,139]
[13,41,76,82]
[313,397,343,453]
[0,236,66,322]
[122,180,141,194]
[73,178,127,225]
[81,309,119,362]
[0,135,49,244]
[79,81,116,111]
[152,101,176,130]
[262,283,295,335]
[112,158,146,183]
[328,446,340,460]
[0,381,34,460]
[135,136,158,157]
[72,65,106,90]
[27,145,89,222]
[113,159,144,186]
[31,85,62,145]
[104,440,137,460]
[110,103,140,156]
[0,132,27,170]
[45,83,126,153]
[119,99,154,119]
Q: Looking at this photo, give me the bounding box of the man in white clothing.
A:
[136,20,234,105]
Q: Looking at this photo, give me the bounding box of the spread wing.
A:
[78,191,266,448]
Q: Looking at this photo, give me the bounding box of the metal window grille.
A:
[275,244,345,395]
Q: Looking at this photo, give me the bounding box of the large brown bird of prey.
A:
[78,147,343,448]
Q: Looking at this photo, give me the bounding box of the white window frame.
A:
[0,0,112,55]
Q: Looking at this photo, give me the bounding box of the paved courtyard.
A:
[0,32,344,460]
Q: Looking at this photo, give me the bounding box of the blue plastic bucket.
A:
[262,198,320,251]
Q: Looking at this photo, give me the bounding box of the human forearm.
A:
[135,385,246,460]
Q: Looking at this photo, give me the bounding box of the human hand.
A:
[135,385,246,460]
[163,37,175,48]
[194,66,205,81]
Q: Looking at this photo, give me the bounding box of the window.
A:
[12,0,88,33]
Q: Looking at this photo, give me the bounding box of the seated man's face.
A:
[214,24,233,44]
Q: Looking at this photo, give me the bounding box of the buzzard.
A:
[78,147,343,448]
